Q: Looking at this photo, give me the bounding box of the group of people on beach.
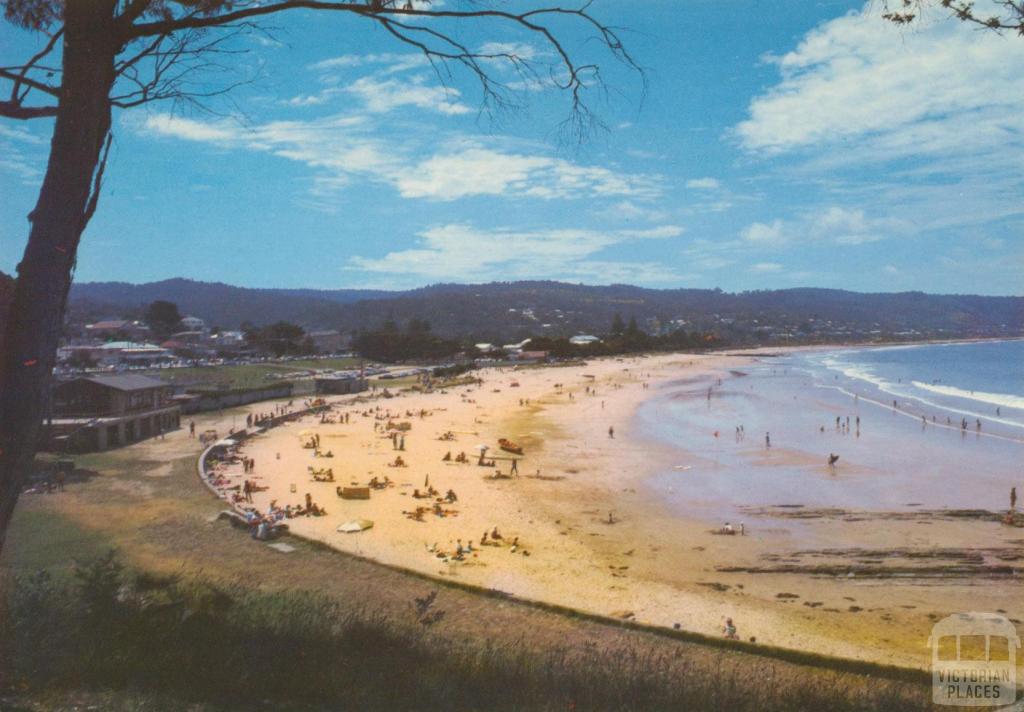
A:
[246,403,296,430]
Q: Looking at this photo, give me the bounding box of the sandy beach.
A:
[206,349,1023,670]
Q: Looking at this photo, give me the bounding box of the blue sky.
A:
[1,0,1022,294]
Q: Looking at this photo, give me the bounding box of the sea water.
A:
[636,340,1023,522]
[809,340,1024,433]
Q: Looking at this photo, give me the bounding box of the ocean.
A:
[634,340,1024,522]
[807,340,1024,434]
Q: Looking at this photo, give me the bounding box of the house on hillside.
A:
[84,319,151,341]
[569,334,600,345]
[44,375,181,452]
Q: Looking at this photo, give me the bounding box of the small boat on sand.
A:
[498,438,524,455]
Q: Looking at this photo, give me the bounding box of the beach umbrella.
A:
[475,444,489,451]
[338,519,373,533]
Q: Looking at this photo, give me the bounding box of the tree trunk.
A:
[0,1,118,552]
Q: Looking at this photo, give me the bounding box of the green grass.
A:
[1,511,112,578]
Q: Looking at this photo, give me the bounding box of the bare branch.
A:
[0,100,58,119]
[121,2,644,141]
[9,28,63,104]
[0,67,61,98]
[110,24,259,111]
[882,0,1024,35]
[116,0,155,29]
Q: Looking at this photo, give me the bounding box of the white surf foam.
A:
[911,381,1024,411]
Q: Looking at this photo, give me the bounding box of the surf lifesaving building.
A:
[45,374,181,452]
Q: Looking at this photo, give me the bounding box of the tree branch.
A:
[121,2,642,139]
[0,100,58,119]
[0,68,61,99]
[882,0,1024,34]
[8,28,63,104]
[82,133,114,231]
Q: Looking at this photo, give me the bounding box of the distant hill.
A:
[68,278,394,330]
[67,278,1024,344]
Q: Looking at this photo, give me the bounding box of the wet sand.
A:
[212,350,1023,670]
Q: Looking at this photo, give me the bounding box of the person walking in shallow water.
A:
[765,432,771,448]
[1012,487,1017,512]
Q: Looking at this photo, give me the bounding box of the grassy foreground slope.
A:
[0,404,932,711]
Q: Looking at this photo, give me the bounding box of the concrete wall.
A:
[314,378,368,396]
[179,383,295,414]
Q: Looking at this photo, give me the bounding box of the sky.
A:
[1,0,1022,295]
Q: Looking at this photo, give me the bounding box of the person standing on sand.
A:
[608,426,615,439]
[1012,487,1017,512]
[189,421,195,438]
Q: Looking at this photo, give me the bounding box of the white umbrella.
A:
[338,519,373,533]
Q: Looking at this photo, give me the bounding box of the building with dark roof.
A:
[45,375,180,452]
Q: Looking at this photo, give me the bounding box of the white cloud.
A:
[618,225,684,239]
[0,124,47,146]
[594,200,669,223]
[695,257,733,270]
[686,177,721,190]
[135,113,662,203]
[396,146,662,201]
[736,2,1024,164]
[809,206,905,245]
[283,91,338,107]
[882,264,900,275]
[0,125,47,183]
[478,41,540,61]
[309,53,427,73]
[750,262,783,273]
[740,207,908,247]
[396,148,549,199]
[741,219,787,247]
[347,222,685,285]
[142,114,237,142]
[345,76,471,115]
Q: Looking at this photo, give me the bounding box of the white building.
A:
[569,335,600,345]
[501,338,532,354]
[58,341,172,366]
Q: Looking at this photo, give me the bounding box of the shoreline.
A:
[198,345,1021,671]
